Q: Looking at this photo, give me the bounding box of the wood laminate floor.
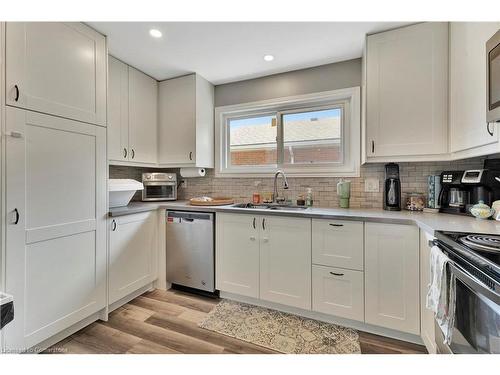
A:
[44,289,427,354]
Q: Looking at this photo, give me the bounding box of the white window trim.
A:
[215,87,361,178]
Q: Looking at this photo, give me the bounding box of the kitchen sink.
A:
[267,206,309,211]
[231,203,309,211]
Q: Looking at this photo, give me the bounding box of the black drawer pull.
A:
[330,272,344,277]
[14,85,19,101]
[13,208,20,224]
[329,223,344,227]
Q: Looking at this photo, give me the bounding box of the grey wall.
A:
[214,58,362,107]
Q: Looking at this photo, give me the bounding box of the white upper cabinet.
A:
[364,223,420,335]
[5,22,106,126]
[128,66,158,164]
[365,22,449,160]
[108,56,129,161]
[107,56,158,165]
[158,74,214,167]
[449,22,500,157]
[259,216,311,310]
[216,213,260,298]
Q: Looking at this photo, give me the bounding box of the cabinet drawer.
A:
[312,265,364,322]
[312,219,363,270]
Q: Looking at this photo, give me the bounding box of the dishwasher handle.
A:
[167,210,214,221]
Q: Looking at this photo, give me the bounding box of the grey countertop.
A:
[109,200,500,235]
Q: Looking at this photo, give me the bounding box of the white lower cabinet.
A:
[109,211,158,305]
[364,223,420,335]
[260,216,311,310]
[216,213,311,309]
[216,213,260,298]
[312,265,364,322]
[312,219,364,270]
[420,230,437,353]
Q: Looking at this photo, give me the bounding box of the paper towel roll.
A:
[180,167,206,178]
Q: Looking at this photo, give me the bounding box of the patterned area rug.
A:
[198,299,361,354]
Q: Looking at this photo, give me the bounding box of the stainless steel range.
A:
[432,231,500,354]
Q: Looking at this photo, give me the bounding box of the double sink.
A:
[232,203,310,212]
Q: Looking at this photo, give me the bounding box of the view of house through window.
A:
[227,106,343,168]
[283,108,343,165]
[229,114,277,166]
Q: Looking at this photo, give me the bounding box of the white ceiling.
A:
[89,22,411,85]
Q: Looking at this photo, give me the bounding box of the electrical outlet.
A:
[180,179,187,189]
[364,178,379,192]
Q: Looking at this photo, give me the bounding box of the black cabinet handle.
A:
[13,208,19,224]
[111,220,117,231]
[262,218,266,230]
[14,85,19,102]
[189,151,193,161]
[253,217,256,229]
[329,223,344,227]
[123,148,127,158]
[371,140,375,153]
[487,122,494,137]
[131,149,135,159]
[329,272,344,277]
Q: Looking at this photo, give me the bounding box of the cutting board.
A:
[189,197,235,206]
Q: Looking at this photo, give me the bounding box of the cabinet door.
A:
[260,216,311,310]
[109,212,157,305]
[3,107,107,351]
[108,56,129,162]
[128,67,158,164]
[216,213,260,298]
[450,22,500,154]
[312,219,364,270]
[5,22,106,126]
[365,223,420,335]
[420,230,437,353]
[312,265,364,322]
[366,22,448,157]
[158,75,196,165]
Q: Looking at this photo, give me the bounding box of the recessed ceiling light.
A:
[263,54,274,62]
[149,29,162,38]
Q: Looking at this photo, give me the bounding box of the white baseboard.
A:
[220,292,423,345]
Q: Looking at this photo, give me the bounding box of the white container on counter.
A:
[109,179,144,208]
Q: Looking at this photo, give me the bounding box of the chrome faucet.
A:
[273,170,289,204]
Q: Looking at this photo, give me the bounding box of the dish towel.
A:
[426,246,457,345]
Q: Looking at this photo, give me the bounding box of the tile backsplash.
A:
[109,157,486,209]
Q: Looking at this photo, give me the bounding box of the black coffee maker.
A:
[438,158,500,216]
[383,163,401,211]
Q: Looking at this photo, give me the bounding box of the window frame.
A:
[215,87,361,178]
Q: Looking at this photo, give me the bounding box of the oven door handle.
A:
[449,262,500,305]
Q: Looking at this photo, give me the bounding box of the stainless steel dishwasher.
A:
[166,211,215,293]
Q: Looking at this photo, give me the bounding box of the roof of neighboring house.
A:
[230,117,341,147]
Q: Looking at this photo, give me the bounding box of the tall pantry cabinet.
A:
[2,22,107,352]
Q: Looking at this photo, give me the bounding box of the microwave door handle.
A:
[449,263,500,305]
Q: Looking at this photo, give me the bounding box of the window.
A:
[216,87,360,177]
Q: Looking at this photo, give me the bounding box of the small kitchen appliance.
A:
[336,179,351,208]
[486,28,500,124]
[383,163,401,211]
[142,173,177,201]
[438,159,500,216]
[431,231,500,353]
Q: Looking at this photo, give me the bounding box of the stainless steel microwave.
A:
[487,29,500,123]
[142,173,177,201]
